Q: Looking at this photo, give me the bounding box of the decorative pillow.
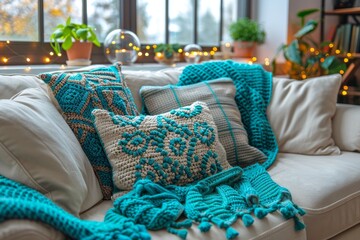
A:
[140,78,267,167]
[0,88,103,215]
[92,101,230,192]
[267,74,342,155]
[39,63,139,199]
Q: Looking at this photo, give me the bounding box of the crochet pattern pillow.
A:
[39,63,138,199]
[140,78,266,167]
[92,101,230,192]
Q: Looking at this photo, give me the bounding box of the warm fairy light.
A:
[24,66,31,72]
[225,42,231,48]
[264,57,270,66]
[26,58,31,62]
[320,58,325,62]
[251,57,257,62]
[212,47,218,51]
[344,58,349,63]
[129,43,133,47]
[121,49,126,53]
[329,43,334,48]
[210,51,215,56]
[49,51,54,56]
[136,47,141,51]
[340,70,345,74]
[343,85,349,90]
[2,57,8,63]
[178,49,183,53]
[105,48,110,54]
[138,52,143,56]
[185,52,190,56]
[120,35,125,39]
[310,47,315,52]
[6,40,10,44]
[111,40,116,44]
[301,74,307,79]
[325,53,329,56]
[156,52,162,57]
[44,57,50,63]
[146,45,150,50]
[347,53,352,57]
[152,44,157,49]
[133,46,137,50]
[248,61,253,65]
[145,52,149,57]
[57,53,62,57]
[335,49,340,54]
[315,51,319,55]
[60,64,66,69]
[342,90,348,96]
[203,52,209,56]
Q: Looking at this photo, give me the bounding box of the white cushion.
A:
[0,88,103,215]
[267,74,341,155]
[123,68,182,111]
[0,75,44,99]
[332,104,360,152]
[269,151,360,239]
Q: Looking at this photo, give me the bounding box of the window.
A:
[0,0,247,65]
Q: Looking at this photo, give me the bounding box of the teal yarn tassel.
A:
[294,216,306,231]
[225,226,239,240]
[241,213,254,227]
[254,207,268,219]
[198,218,212,232]
[167,227,188,239]
[170,219,193,228]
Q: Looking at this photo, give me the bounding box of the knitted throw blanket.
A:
[0,175,150,240]
[111,164,305,240]
[178,60,278,169]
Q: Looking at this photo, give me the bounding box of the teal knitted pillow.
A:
[140,78,266,167]
[92,101,230,193]
[39,63,138,200]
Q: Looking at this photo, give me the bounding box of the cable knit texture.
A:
[92,101,230,192]
[39,63,139,199]
[178,60,278,169]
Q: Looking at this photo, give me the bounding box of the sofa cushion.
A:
[0,75,44,99]
[92,101,229,192]
[267,74,341,155]
[332,104,360,152]
[0,88,103,215]
[140,78,266,167]
[269,151,360,239]
[123,68,182,111]
[39,63,139,199]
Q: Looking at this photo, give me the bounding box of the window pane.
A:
[137,0,165,44]
[197,0,220,46]
[169,0,194,44]
[88,0,120,42]
[44,0,83,42]
[0,1,38,41]
[222,0,238,42]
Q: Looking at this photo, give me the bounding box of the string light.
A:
[310,47,315,52]
[248,61,253,65]
[264,57,270,66]
[210,51,215,56]
[320,58,325,63]
[340,70,345,74]
[24,66,31,72]
[343,85,349,90]
[344,58,349,63]
[146,45,150,50]
[128,43,133,47]
[44,57,50,63]
[178,49,183,53]
[212,47,217,51]
[57,53,62,57]
[2,57,8,63]
[329,43,334,48]
[144,52,149,57]
[6,40,10,44]
[335,49,341,54]
[138,52,143,56]
[346,53,352,57]
[152,44,157,49]
[251,57,257,62]
[341,90,348,96]
[26,58,31,63]
[49,51,54,56]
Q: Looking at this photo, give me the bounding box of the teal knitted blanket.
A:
[178,60,278,169]
[0,175,150,240]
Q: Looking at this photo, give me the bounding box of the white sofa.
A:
[0,67,360,240]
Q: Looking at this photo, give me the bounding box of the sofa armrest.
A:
[332,104,360,152]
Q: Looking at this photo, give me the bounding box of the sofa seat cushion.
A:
[269,152,360,240]
[0,75,44,99]
[79,201,306,240]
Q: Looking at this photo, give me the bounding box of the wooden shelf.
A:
[324,7,360,15]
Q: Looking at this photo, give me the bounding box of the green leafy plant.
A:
[229,18,265,43]
[272,8,346,79]
[50,17,101,55]
[154,43,181,59]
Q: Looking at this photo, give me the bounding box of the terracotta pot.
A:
[66,41,93,60]
[233,41,256,58]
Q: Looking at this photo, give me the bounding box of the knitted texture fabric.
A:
[178,60,278,169]
[140,78,267,167]
[110,164,305,240]
[0,175,150,240]
[39,63,139,199]
[92,101,230,192]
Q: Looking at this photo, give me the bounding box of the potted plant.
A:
[272,9,346,80]
[50,17,100,64]
[229,18,265,58]
[154,43,181,65]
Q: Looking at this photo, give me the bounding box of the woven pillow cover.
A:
[92,101,230,192]
[140,78,266,167]
[39,63,138,199]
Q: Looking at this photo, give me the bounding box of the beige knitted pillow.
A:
[92,101,230,192]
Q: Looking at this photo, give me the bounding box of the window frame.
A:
[0,0,249,65]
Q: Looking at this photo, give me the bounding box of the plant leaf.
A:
[76,29,88,40]
[285,40,302,65]
[295,20,318,38]
[62,36,73,50]
[297,8,319,18]
[66,17,71,26]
